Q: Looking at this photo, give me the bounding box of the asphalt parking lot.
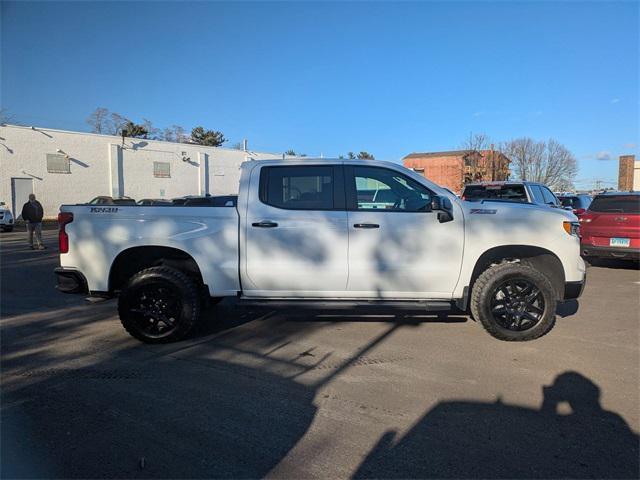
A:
[1,227,639,479]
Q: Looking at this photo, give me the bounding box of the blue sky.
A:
[2,1,638,189]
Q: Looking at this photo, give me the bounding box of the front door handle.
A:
[252,221,278,228]
[353,223,380,229]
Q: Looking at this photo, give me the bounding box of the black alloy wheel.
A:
[118,266,201,343]
[490,278,545,331]
[129,282,183,339]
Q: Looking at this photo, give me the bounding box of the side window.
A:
[529,185,545,204]
[541,187,559,206]
[350,166,432,212]
[260,166,334,210]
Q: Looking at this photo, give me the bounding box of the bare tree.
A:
[107,112,129,135]
[172,125,189,143]
[162,127,175,142]
[502,137,577,190]
[141,118,161,140]
[159,125,188,143]
[86,107,110,133]
[460,132,492,184]
[461,132,490,152]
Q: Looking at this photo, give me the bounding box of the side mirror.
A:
[431,195,454,223]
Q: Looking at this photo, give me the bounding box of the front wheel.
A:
[118,266,201,343]
[470,262,557,341]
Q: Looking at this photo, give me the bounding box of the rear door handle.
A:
[252,221,278,228]
[353,223,380,229]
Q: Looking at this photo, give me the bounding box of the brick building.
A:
[403,149,510,193]
[618,154,639,191]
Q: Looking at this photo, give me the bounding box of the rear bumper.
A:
[581,245,640,260]
[54,267,89,294]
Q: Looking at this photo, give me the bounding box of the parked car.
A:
[557,194,592,218]
[137,198,173,206]
[171,195,238,207]
[0,201,14,232]
[88,196,137,206]
[55,159,585,343]
[462,181,560,208]
[580,192,640,262]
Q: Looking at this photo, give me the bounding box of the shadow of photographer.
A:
[355,371,639,479]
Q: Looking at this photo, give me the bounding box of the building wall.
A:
[404,151,510,194]
[403,156,464,193]
[0,125,283,218]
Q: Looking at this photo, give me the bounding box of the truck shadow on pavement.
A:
[355,371,639,479]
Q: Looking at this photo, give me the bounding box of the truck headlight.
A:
[563,221,580,237]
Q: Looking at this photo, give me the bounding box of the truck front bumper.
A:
[54,268,89,294]
[563,275,586,300]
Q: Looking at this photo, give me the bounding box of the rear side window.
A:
[463,185,528,202]
[589,195,640,214]
[560,196,579,208]
[260,166,335,210]
[560,196,591,209]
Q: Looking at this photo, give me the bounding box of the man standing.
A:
[21,193,45,250]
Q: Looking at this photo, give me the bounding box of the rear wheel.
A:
[470,262,557,341]
[118,266,201,343]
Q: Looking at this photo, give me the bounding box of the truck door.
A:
[243,164,349,297]
[344,165,464,299]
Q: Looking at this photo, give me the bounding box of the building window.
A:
[46,153,70,174]
[154,161,171,178]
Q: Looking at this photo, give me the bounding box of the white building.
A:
[0,124,285,218]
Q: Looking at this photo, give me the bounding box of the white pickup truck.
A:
[55,159,586,343]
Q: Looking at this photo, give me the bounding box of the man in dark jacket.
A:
[21,194,45,250]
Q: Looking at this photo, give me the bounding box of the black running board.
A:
[238,298,453,311]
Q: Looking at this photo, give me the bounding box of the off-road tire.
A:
[470,262,557,341]
[118,266,201,344]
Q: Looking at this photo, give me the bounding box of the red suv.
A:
[580,192,640,262]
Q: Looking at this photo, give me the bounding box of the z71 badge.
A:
[470,208,497,214]
[90,207,119,213]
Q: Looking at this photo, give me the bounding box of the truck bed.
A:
[58,203,241,296]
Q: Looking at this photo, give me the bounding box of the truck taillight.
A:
[58,212,73,253]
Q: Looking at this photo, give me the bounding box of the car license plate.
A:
[610,237,630,247]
